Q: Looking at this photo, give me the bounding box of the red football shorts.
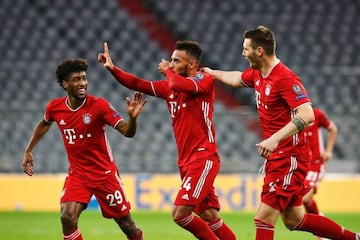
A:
[61,171,131,218]
[261,156,309,211]
[304,158,325,193]
[174,153,221,215]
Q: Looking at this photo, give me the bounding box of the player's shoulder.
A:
[273,64,303,87]
[314,108,330,123]
[87,95,117,114]
[86,95,108,105]
[242,67,261,79]
[274,62,297,77]
[192,71,213,83]
[313,108,326,117]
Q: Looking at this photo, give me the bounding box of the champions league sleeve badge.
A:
[292,84,302,94]
[293,84,308,100]
[192,72,205,83]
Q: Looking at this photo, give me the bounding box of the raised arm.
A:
[201,67,245,88]
[23,119,52,176]
[115,92,147,137]
[98,42,155,96]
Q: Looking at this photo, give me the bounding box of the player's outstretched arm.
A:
[115,92,147,138]
[22,119,52,176]
[201,67,244,88]
[98,42,156,96]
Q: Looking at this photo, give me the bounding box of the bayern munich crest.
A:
[265,84,271,96]
[82,113,92,124]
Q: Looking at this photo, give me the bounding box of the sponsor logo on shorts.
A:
[181,194,189,200]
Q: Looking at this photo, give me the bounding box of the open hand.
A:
[126,92,147,119]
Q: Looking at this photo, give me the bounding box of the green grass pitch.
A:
[0,211,358,239]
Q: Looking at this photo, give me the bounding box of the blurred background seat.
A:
[0,0,359,173]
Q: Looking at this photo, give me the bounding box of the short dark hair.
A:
[175,40,202,62]
[56,58,88,88]
[243,25,276,55]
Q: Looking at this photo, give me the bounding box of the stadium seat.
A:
[0,0,358,173]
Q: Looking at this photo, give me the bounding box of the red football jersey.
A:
[44,95,123,182]
[241,62,311,160]
[109,67,218,167]
[304,108,331,163]
[151,72,218,167]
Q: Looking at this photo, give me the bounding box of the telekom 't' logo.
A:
[169,101,178,118]
[63,128,76,144]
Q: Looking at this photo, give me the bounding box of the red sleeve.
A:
[97,98,123,128]
[278,73,311,109]
[109,66,156,96]
[44,101,54,123]
[166,69,213,93]
[240,68,256,88]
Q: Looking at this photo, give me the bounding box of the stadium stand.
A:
[0,0,359,173]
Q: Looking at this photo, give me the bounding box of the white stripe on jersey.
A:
[188,77,199,93]
[150,82,157,97]
[282,156,298,189]
[291,112,299,145]
[193,159,213,199]
[202,101,214,143]
[104,131,114,163]
[115,171,129,203]
[318,128,325,154]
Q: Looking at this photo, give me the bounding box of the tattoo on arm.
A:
[292,116,306,132]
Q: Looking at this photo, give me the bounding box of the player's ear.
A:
[62,80,68,89]
[188,59,197,69]
[257,46,265,56]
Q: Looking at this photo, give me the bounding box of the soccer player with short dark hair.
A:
[23,58,147,240]
[98,40,236,240]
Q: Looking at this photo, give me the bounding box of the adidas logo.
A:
[59,119,66,125]
[181,194,189,200]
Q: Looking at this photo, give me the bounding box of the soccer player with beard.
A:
[98,41,236,240]
[22,59,147,240]
[202,26,359,240]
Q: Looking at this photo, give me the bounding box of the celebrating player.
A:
[22,59,147,240]
[202,26,359,240]
[98,40,236,240]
